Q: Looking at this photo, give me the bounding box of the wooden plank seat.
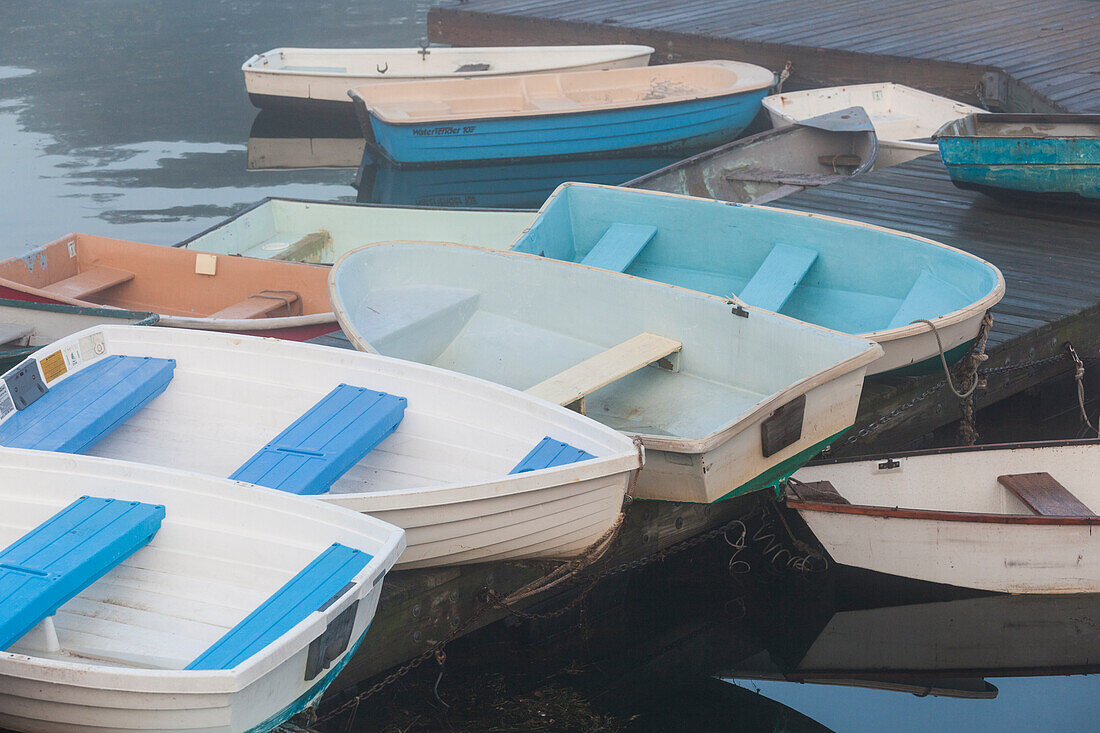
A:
[887,269,965,329]
[787,479,850,504]
[186,542,370,671]
[526,332,681,413]
[209,291,300,320]
[997,472,1096,517]
[40,266,135,301]
[509,436,595,474]
[580,223,658,273]
[230,384,406,495]
[738,244,819,312]
[0,355,175,454]
[0,496,164,650]
[0,323,33,347]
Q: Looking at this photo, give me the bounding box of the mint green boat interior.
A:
[176,198,534,262]
[509,184,1002,337]
[330,242,880,446]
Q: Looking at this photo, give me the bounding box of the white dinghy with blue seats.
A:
[0,325,640,569]
[329,241,883,505]
[510,183,1005,376]
[0,448,405,733]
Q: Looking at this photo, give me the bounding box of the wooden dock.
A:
[776,156,1100,452]
[429,0,1100,113]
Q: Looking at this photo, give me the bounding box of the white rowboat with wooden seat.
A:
[788,440,1100,593]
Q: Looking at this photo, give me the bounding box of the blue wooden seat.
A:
[0,355,175,454]
[887,269,967,329]
[509,436,595,474]
[186,543,371,670]
[230,384,406,495]
[0,496,164,650]
[580,223,658,272]
[738,244,819,313]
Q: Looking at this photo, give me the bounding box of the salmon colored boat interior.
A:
[352,61,776,123]
[0,233,335,325]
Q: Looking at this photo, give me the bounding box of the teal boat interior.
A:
[510,184,1002,336]
[330,242,880,444]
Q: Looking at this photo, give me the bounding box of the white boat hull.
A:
[243,45,654,109]
[791,441,1100,593]
[0,449,404,732]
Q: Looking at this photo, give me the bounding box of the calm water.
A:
[2,2,1097,730]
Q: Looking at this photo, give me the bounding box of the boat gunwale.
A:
[241,44,656,79]
[329,239,883,456]
[350,61,776,126]
[173,197,536,251]
[786,497,1100,526]
[933,113,1100,141]
[805,437,1100,467]
[520,182,1006,348]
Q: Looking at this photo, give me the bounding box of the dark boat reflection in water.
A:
[354,151,679,209]
[321,520,1100,731]
[247,110,366,170]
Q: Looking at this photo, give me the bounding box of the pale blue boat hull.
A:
[361,90,768,166]
[509,184,1004,375]
[935,114,1100,204]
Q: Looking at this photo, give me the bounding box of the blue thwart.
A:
[186,543,371,670]
[0,355,175,454]
[0,496,164,650]
[510,437,595,474]
[230,384,406,495]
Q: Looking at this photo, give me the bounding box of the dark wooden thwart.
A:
[997,472,1096,517]
[787,479,850,505]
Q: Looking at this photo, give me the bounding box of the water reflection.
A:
[247,110,365,170]
[354,152,679,209]
[0,1,432,254]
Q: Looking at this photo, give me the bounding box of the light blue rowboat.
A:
[509,184,1004,376]
[348,61,775,165]
[329,241,883,505]
[934,114,1100,205]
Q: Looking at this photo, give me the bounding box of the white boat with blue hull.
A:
[0,325,640,569]
[176,197,534,264]
[348,61,775,166]
[0,448,405,733]
[510,184,1004,376]
[329,242,882,505]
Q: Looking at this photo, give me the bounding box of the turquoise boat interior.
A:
[510,184,1002,336]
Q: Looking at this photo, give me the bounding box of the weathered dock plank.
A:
[429,0,1100,113]
[772,156,1100,452]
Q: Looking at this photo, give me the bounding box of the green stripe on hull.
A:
[636,428,850,505]
[881,339,975,378]
[714,428,851,502]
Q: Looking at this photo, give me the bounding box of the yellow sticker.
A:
[40,350,68,383]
